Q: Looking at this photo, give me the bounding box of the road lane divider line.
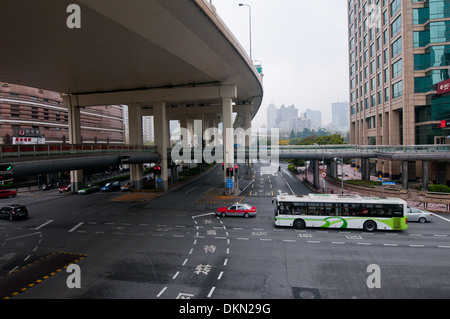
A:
[68,222,84,233]
[34,220,54,230]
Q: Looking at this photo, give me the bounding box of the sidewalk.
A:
[296,165,449,213]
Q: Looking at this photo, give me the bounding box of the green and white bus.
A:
[273,194,408,232]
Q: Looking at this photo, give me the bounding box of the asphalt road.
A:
[0,162,450,300]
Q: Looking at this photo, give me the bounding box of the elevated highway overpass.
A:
[2,143,449,190]
[0,0,263,191]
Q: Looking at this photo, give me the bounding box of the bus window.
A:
[307,203,320,215]
[293,203,306,215]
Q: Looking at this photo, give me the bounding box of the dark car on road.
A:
[0,204,28,221]
[101,181,121,192]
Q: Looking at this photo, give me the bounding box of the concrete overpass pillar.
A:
[66,102,83,192]
[128,104,144,189]
[222,96,234,191]
[422,160,429,190]
[361,158,370,181]
[402,160,408,190]
[244,110,252,175]
[154,101,169,191]
[312,159,319,190]
[329,161,338,179]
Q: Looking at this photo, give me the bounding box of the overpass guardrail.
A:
[0,143,449,161]
[0,144,158,159]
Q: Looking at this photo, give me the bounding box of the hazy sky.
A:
[211,0,349,127]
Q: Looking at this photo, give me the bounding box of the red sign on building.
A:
[437,79,450,95]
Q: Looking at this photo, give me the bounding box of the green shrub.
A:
[429,184,450,193]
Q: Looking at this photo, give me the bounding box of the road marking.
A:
[68,222,84,233]
[34,219,54,230]
[182,259,188,266]
[307,240,321,244]
[433,214,450,223]
[185,187,197,194]
[384,243,398,247]
[332,242,345,245]
[207,286,216,298]
[285,181,294,195]
[172,271,180,280]
[438,246,450,249]
[192,212,215,219]
[157,287,167,298]
[5,232,41,241]
[217,271,224,280]
[409,244,425,248]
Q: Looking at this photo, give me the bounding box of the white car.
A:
[407,207,433,223]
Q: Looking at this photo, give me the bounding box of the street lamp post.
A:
[238,3,252,61]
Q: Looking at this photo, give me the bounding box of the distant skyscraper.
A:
[266,103,277,131]
[331,102,350,132]
[305,108,322,129]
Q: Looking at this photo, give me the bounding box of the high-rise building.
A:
[305,108,322,129]
[348,0,450,183]
[332,102,350,132]
[266,103,277,131]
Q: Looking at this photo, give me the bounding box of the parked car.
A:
[407,207,433,223]
[121,182,132,192]
[0,204,28,221]
[78,184,100,195]
[216,203,257,218]
[58,184,71,193]
[101,181,121,192]
[0,189,17,199]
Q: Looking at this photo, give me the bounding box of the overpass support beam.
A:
[402,160,408,190]
[154,101,169,191]
[244,109,252,175]
[223,96,234,191]
[221,85,237,192]
[128,104,144,189]
[361,158,370,181]
[422,160,429,190]
[312,160,319,191]
[65,99,83,192]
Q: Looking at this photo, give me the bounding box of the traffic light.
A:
[222,163,224,170]
[229,167,234,177]
[0,164,13,171]
[234,165,239,174]
[226,168,230,177]
[153,166,161,175]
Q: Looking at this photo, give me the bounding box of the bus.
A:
[273,194,407,232]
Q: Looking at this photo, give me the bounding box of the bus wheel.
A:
[363,220,377,232]
[293,219,305,229]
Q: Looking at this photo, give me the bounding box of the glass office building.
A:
[348,0,450,184]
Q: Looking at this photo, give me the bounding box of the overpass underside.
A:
[0,0,264,192]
